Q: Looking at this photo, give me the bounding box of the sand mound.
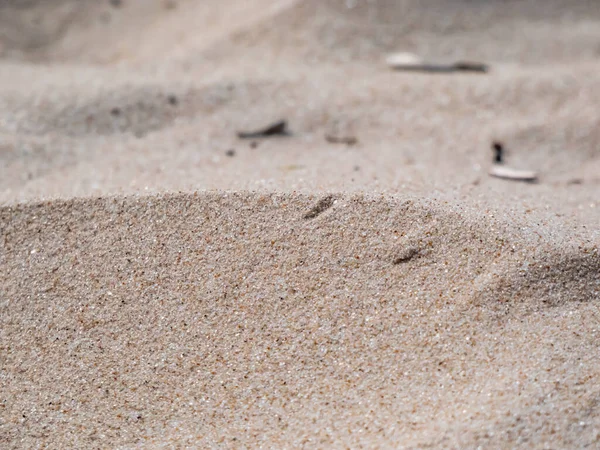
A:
[3,0,600,65]
[0,0,85,56]
[201,0,600,65]
[0,0,183,63]
[0,0,113,61]
[0,80,239,138]
[0,0,293,65]
[1,192,599,448]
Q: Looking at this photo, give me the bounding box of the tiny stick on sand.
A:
[386,53,489,73]
[237,120,289,139]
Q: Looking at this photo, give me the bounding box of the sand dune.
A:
[2,193,599,448]
[1,1,600,448]
[201,0,600,66]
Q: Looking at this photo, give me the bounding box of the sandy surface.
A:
[1,1,600,448]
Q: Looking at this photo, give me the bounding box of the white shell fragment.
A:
[489,165,538,182]
[385,52,424,69]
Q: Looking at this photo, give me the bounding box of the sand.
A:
[1,1,599,448]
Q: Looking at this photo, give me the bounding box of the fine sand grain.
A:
[1,1,600,448]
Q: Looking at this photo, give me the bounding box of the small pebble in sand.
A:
[109,0,122,7]
[225,149,236,157]
[167,95,178,106]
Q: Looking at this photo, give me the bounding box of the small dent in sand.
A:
[303,195,336,220]
[393,246,419,264]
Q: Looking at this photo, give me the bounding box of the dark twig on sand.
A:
[387,53,489,74]
[392,61,489,74]
[492,141,504,164]
[452,62,489,73]
[237,120,289,139]
[325,134,358,146]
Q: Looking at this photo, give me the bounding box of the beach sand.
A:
[1,1,599,448]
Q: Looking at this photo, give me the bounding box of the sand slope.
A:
[1,0,600,448]
[2,193,599,448]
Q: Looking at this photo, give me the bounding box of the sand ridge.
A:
[2,192,599,448]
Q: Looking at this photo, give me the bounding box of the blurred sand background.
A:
[1,0,600,448]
